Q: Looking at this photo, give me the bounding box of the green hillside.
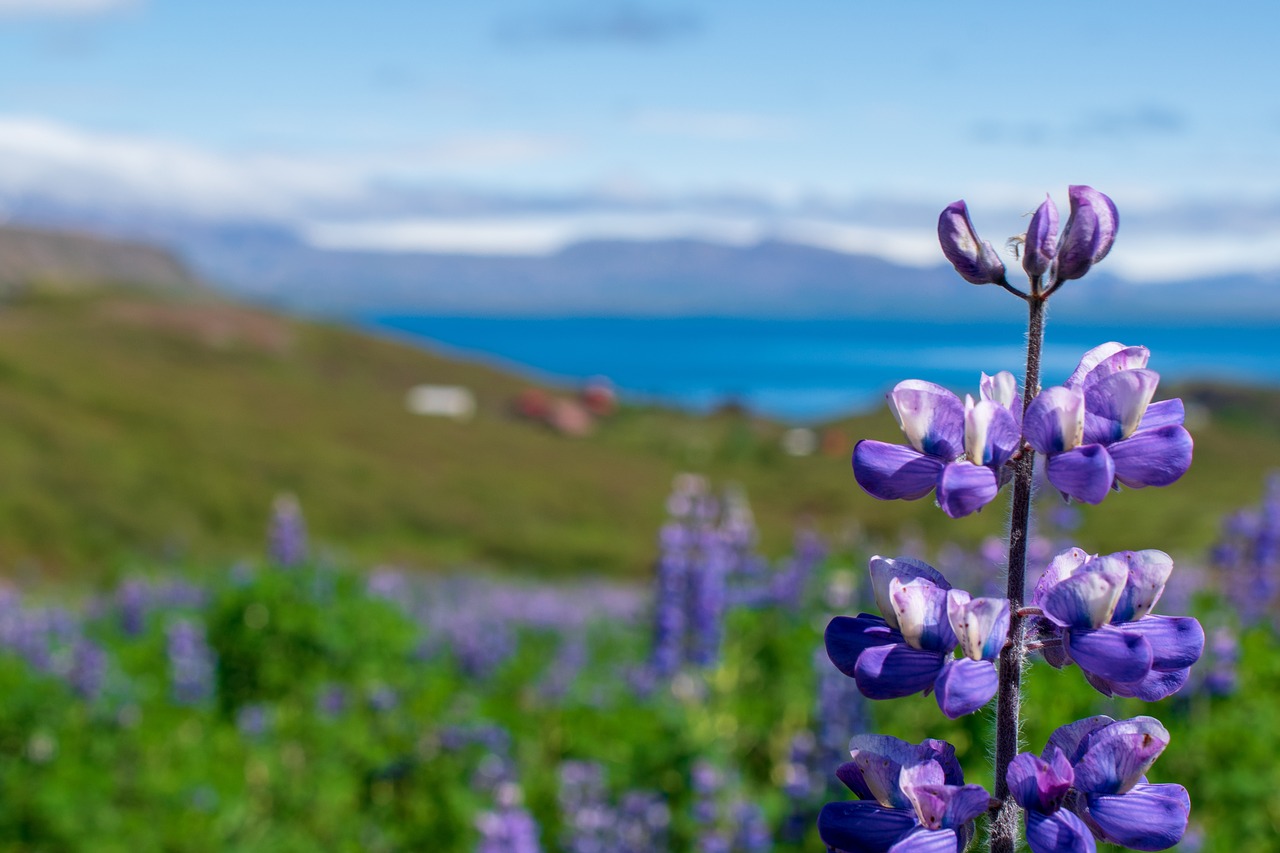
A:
[0,285,1274,582]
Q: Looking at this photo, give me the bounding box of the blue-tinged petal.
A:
[836,761,877,801]
[1031,548,1093,611]
[854,441,946,501]
[1074,720,1169,795]
[887,827,961,853]
[888,380,965,458]
[1105,666,1191,702]
[1065,343,1128,389]
[1084,784,1189,851]
[818,800,915,853]
[965,398,1021,467]
[936,461,999,518]
[1007,748,1074,813]
[1110,550,1173,622]
[1137,398,1184,430]
[891,578,957,653]
[1046,445,1115,505]
[1083,368,1159,445]
[855,643,947,700]
[1069,344,1150,392]
[869,556,951,631]
[1023,193,1060,281]
[1120,616,1203,671]
[1044,716,1116,765]
[933,658,997,719]
[938,200,1007,287]
[1056,186,1119,282]
[1026,809,1097,853]
[1024,387,1085,454]
[917,739,964,787]
[825,614,901,677]
[947,591,1009,662]
[1067,625,1153,684]
[980,370,1020,419]
[1040,557,1127,629]
[847,735,945,809]
[1109,425,1193,489]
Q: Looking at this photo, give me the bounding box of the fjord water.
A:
[366,315,1280,421]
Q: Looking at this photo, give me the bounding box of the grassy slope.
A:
[0,286,1274,582]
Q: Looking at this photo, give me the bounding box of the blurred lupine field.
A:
[0,468,1277,852]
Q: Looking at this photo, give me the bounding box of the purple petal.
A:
[869,556,951,631]
[1046,445,1116,505]
[1067,343,1149,391]
[1074,718,1169,795]
[1024,387,1085,454]
[1031,548,1093,611]
[847,735,952,809]
[933,658,997,719]
[947,591,1009,662]
[1110,550,1173,622]
[1104,666,1191,702]
[1023,193,1060,280]
[825,614,901,677]
[1109,425,1193,489]
[1137,398,1184,430]
[980,370,1020,418]
[855,642,947,700]
[1055,186,1119,282]
[818,800,915,853]
[1067,625,1153,684]
[1084,783,1189,851]
[938,200,1007,286]
[854,441,945,501]
[1040,556,1128,629]
[836,761,876,801]
[1026,809,1097,853]
[891,577,957,653]
[937,462,999,518]
[1044,716,1116,765]
[1120,616,1203,671]
[1083,369,1160,445]
[965,398,1021,467]
[918,739,965,787]
[888,380,965,458]
[1007,749,1073,813]
[887,827,960,853]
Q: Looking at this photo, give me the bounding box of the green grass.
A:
[0,286,1275,581]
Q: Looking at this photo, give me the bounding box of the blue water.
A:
[363,315,1280,422]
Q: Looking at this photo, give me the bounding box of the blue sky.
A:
[0,0,1277,280]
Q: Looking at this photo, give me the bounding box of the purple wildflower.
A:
[1024,343,1193,504]
[67,639,108,702]
[166,618,216,706]
[267,493,308,567]
[825,556,1009,719]
[853,373,1021,518]
[650,521,690,677]
[938,200,1009,286]
[1031,548,1203,701]
[476,783,543,853]
[818,735,989,853]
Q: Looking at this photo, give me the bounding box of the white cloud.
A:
[0,0,137,17]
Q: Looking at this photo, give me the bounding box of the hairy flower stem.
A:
[989,294,1046,853]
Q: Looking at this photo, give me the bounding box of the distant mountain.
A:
[0,225,201,294]
[4,211,1280,321]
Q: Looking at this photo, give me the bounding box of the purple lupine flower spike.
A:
[1025,343,1192,504]
[854,375,1019,518]
[1056,186,1119,283]
[939,200,1008,286]
[1023,193,1060,283]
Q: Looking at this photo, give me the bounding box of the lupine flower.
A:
[267,493,308,567]
[818,735,989,852]
[166,618,216,706]
[825,557,1009,718]
[650,521,690,677]
[614,791,670,853]
[1201,626,1239,697]
[1031,548,1203,701]
[1037,716,1189,851]
[1055,186,1120,283]
[938,200,1008,286]
[1024,343,1192,504]
[476,782,543,853]
[853,374,1021,518]
[67,639,108,702]
[687,524,730,668]
[1007,748,1094,853]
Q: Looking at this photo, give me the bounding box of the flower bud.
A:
[1022,194,1059,282]
[938,200,1007,286]
[1056,185,1118,282]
